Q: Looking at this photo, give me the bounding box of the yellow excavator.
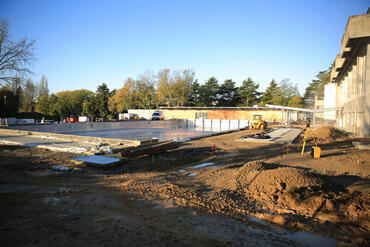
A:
[250,115,268,130]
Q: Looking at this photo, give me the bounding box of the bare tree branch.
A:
[0,19,35,86]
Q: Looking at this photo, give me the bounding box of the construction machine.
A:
[250,115,268,130]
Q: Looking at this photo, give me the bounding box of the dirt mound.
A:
[313,126,349,142]
[236,162,329,195]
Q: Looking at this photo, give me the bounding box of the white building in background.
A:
[323,83,337,122]
[329,10,370,137]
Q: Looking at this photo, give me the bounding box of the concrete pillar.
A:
[281,107,284,125]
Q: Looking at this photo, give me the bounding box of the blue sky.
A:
[0,0,369,94]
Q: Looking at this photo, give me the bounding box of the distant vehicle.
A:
[79,116,89,123]
[130,114,140,120]
[66,117,79,123]
[151,111,164,120]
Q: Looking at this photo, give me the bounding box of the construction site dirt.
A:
[0,128,369,246]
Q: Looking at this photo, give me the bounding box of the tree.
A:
[187,80,201,106]
[82,94,96,118]
[48,90,93,119]
[217,79,239,106]
[108,78,136,114]
[303,67,331,108]
[156,69,171,106]
[238,77,260,106]
[95,83,110,119]
[38,75,49,98]
[270,78,300,106]
[8,76,22,111]
[134,72,155,109]
[48,93,59,119]
[0,19,35,85]
[0,86,18,116]
[155,69,195,107]
[199,77,219,106]
[35,75,50,116]
[35,95,49,116]
[288,95,303,108]
[260,79,279,105]
[20,78,37,112]
[171,69,195,106]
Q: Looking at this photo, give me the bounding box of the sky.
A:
[0,0,369,95]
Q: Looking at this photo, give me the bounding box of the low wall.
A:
[4,120,186,133]
[185,119,250,132]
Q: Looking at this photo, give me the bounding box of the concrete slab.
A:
[236,128,302,144]
[0,130,127,154]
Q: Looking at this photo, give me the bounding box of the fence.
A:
[183,119,250,132]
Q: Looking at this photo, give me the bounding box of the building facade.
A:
[330,11,370,137]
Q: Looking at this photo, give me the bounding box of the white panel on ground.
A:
[71,155,120,165]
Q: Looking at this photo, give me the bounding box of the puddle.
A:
[42,196,73,205]
[178,169,186,173]
[57,187,84,193]
[190,162,215,169]
[188,173,197,177]
[51,166,72,171]
[286,231,337,247]
[247,215,267,225]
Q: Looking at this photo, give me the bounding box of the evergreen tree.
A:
[199,77,219,106]
[187,80,201,106]
[95,83,110,119]
[261,79,279,104]
[238,77,260,106]
[303,67,331,108]
[217,79,239,106]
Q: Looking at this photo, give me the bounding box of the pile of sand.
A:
[313,126,349,142]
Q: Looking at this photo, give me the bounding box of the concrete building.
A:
[330,10,370,137]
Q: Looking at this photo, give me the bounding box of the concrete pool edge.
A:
[0,128,158,147]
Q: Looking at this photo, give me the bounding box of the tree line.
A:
[0,18,331,120]
[0,67,330,120]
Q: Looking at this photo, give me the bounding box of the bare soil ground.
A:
[0,128,369,246]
